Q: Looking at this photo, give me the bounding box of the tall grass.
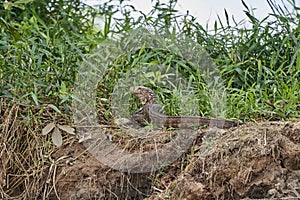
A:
[1,0,299,120]
[0,0,101,108]
[0,0,299,198]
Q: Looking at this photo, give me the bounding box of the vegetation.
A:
[1,0,299,121]
[0,0,300,198]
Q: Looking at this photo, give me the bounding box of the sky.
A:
[128,0,271,28]
[83,0,298,29]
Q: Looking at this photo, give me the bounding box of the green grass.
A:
[0,1,299,198]
[1,0,299,122]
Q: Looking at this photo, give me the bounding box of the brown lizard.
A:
[130,86,243,129]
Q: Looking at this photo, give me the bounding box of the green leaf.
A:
[0,18,21,41]
[47,104,62,115]
[5,0,34,10]
[30,92,39,106]
[3,2,13,10]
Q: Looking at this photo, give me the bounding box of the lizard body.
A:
[130,86,242,129]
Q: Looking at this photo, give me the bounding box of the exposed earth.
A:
[1,99,300,199]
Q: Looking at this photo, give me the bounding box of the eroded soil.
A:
[52,121,300,199]
[1,100,300,199]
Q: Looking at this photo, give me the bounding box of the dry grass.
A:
[1,98,300,199]
[0,96,191,199]
[0,97,71,199]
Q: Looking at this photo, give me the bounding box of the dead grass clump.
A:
[0,97,69,199]
[0,98,154,199]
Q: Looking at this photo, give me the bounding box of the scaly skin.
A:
[130,86,158,105]
[130,86,243,129]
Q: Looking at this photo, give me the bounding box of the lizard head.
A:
[130,86,158,106]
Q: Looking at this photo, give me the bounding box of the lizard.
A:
[130,86,243,129]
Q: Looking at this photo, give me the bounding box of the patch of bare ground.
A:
[47,143,153,199]
[1,98,300,199]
